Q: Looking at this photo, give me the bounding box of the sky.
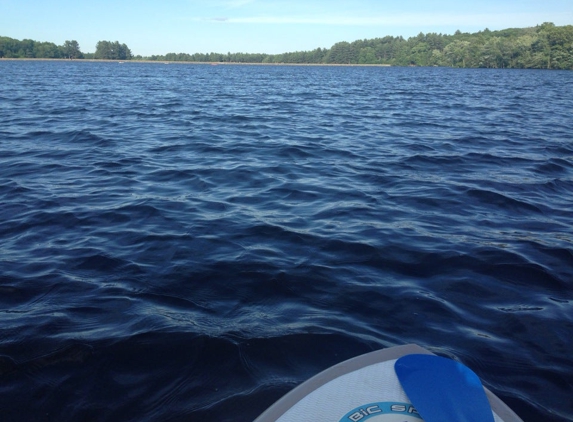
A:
[1,0,572,56]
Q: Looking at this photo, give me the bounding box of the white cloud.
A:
[224,0,256,8]
[202,11,573,27]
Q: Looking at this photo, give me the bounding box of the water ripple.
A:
[0,61,572,421]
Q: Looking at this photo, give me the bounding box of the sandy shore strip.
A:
[0,58,393,66]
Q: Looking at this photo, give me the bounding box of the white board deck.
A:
[254,344,523,422]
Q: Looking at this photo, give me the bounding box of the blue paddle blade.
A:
[395,354,495,422]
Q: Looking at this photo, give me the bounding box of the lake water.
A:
[1,60,572,421]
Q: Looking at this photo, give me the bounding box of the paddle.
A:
[395,354,495,422]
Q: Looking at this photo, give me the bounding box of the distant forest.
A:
[0,39,132,61]
[1,22,572,69]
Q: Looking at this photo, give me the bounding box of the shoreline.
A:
[2,58,560,70]
[0,58,392,67]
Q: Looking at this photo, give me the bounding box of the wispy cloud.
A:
[224,0,256,8]
[202,11,572,27]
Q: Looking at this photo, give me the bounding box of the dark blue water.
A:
[1,60,572,421]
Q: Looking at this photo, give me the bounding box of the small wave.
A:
[465,188,543,214]
[1,62,572,422]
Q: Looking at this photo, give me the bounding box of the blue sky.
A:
[1,0,572,56]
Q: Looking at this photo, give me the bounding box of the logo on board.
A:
[340,402,423,421]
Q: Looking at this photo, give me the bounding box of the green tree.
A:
[426,33,445,51]
[62,40,82,59]
[532,34,550,66]
[479,38,502,68]
[94,41,111,59]
[36,42,62,58]
[543,24,573,69]
[512,35,537,68]
[409,42,430,65]
[94,40,132,60]
[429,49,444,66]
[444,40,470,67]
[18,39,36,58]
[326,41,358,64]
[0,36,18,58]
[358,46,377,64]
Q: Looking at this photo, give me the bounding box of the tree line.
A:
[0,37,82,59]
[0,38,132,60]
[143,23,572,69]
[1,23,572,69]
